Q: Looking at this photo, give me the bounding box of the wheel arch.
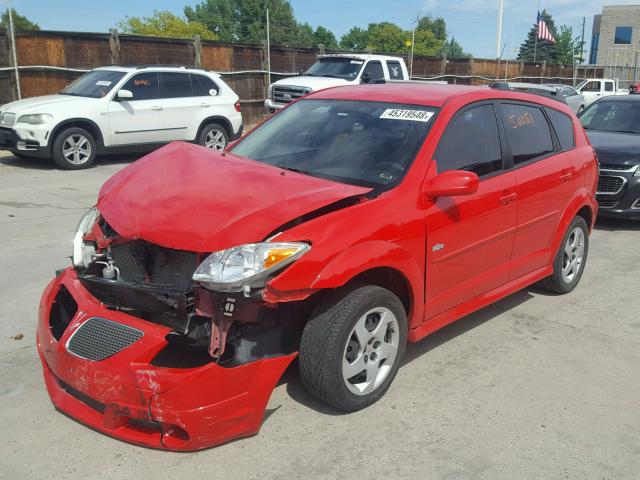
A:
[551,189,596,258]
[49,118,105,152]
[196,116,233,141]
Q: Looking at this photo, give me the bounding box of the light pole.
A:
[410,26,416,78]
[265,0,271,88]
[496,0,504,59]
[6,0,21,99]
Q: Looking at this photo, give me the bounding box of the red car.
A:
[37,83,598,451]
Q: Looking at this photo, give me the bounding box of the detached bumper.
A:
[37,268,296,451]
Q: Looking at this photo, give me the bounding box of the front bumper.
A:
[597,170,640,219]
[37,267,296,451]
[0,126,50,157]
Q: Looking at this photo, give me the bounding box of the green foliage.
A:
[339,20,444,57]
[517,10,558,62]
[417,15,446,42]
[555,25,582,65]
[118,10,217,39]
[1,8,40,31]
[313,26,338,49]
[440,37,472,59]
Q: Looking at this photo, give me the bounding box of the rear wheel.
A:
[299,285,407,412]
[52,127,96,169]
[538,216,589,294]
[197,122,228,151]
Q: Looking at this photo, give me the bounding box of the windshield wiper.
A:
[275,164,311,175]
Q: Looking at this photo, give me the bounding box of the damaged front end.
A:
[37,210,308,450]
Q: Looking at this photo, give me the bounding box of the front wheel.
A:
[538,216,589,294]
[197,123,228,151]
[51,127,97,169]
[299,285,407,412]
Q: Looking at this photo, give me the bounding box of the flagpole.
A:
[533,0,541,62]
[496,0,504,59]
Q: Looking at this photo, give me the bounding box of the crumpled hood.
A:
[273,75,352,91]
[1,94,96,113]
[97,142,369,252]
[587,130,640,166]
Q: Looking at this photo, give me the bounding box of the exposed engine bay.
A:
[76,217,302,367]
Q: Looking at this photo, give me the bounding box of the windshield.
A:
[305,58,365,80]
[580,101,640,134]
[232,99,437,189]
[60,70,126,98]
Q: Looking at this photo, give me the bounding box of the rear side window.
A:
[121,72,159,100]
[386,61,404,80]
[604,82,614,92]
[435,104,503,176]
[501,104,554,165]
[191,74,219,96]
[581,81,600,92]
[159,72,193,98]
[546,108,575,151]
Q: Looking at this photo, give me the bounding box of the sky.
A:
[7,0,640,59]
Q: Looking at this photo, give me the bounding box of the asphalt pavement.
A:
[1,150,639,480]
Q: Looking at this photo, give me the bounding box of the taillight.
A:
[234,101,241,112]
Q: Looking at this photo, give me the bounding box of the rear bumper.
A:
[37,268,296,451]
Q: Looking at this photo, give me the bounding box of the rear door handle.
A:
[499,192,517,205]
[151,105,163,111]
[560,172,573,183]
[200,103,210,108]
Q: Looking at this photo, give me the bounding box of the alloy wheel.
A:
[204,128,226,150]
[562,226,585,283]
[62,134,92,165]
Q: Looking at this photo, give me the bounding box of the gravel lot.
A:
[1,150,639,480]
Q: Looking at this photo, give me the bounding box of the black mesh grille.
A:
[599,164,633,171]
[598,200,618,209]
[67,317,143,361]
[597,176,624,193]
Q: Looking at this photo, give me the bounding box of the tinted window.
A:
[604,81,614,92]
[435,104,503,176]
[546,108,575,151]
[159,72,192,98]
[120,72,159,100]
[191,74,219,96]
[362,61,384,83]
[614,26,632,44]
[501,104,554,164]
[387,61,404,80]
[580,100,640,134]
[581,81,600,92]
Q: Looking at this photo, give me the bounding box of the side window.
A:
[562,87,576,97]
[546,108,576,151]
[159,72,193,98]
[386,61,404,80]
[435,104,503,176]
[362,61,384,83]
[501,104,554,165]
[191,74,219,96]
[582,81,600,92]
[604,81,614,92]
[119,72,159,100]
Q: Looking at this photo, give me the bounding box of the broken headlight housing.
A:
[193,242,310,292]
[72,207,99,269]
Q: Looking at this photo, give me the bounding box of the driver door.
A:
[108,72,165,146]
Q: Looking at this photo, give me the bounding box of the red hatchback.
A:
[37,83,598,450]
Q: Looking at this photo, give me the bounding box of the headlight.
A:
[193,242,310,292]
[72,207,99,269]
[17,113,53,124]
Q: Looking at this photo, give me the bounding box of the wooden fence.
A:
[1,28,606,125]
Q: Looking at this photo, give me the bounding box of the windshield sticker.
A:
[95,80,112,86]
[209,89,217,96]
[350,60,364,64]
[380,109,434,122]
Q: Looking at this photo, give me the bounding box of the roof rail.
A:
[489,81,567,104]
[135,64,207,71]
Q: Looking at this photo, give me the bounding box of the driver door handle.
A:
[499,192,518,205]
[151,105,163,111]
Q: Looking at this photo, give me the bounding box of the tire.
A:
[197,122,228,151]
[299,285,407,412]
[538,216,589,294]
[51,127,97,169]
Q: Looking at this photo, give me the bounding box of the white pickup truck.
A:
[576,78,629,107]
[264,54,409,113]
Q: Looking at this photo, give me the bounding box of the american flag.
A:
[537,12,555,44]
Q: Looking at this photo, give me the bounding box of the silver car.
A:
[545,84,586,114]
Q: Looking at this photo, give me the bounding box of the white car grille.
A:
[0,112,16,127]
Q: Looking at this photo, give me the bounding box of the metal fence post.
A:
[193,34,202,67]
[109,28,120,65]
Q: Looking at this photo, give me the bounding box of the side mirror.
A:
[423,170,479,198]
[360,72,371,84]
[116,89,133,100]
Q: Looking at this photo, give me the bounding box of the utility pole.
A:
[496,0,504,59]
[265,1,271,88]
[580,16,586,64]
[7,1,21,99]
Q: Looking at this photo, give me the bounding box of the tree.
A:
[554,25,582,65]
[118,11,217,39]
[339,21,444,56]
[1,8,40,31]
[417,15,446,42]
[517,10,558,62]
[340,26,369,50]
[313,26,338,49]
[440,37,472,59]
[184,0,309,47]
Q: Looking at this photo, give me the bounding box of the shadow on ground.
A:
[0,153,142,170]
[594,217,640,232]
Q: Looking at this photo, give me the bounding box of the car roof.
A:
[318,53,403,62]
[94,65,219,76]
[309,82,575,111]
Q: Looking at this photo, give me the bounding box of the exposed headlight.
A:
[634,166,640,178]
[193,242,310,292]
[17,113,53,124]
[72,207,99,269]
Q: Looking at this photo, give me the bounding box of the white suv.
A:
[0,66,243,169]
